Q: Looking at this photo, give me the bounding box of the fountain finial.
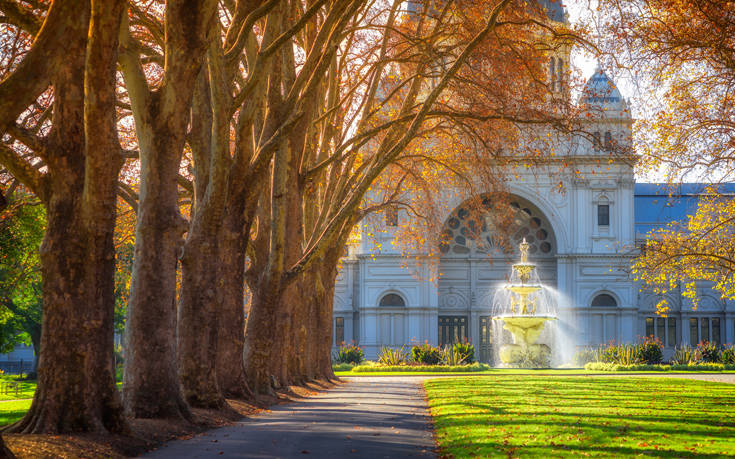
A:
[519,238,530,263]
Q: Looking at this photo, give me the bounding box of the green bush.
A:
[377,346,409,365]
[441,346,467,366]
[671,344,698,365]
[697,341,720,363]
[411,343,443,365]
[332,362,356,371]
[352,362,491,373]
[639,336,664,364]
[585,362,735,372]
[452,342,475,364]
[334,344,364,364]
[573,347,599,366]
[721,345,735,364]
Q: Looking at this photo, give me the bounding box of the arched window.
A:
[549,57,556,89]
[604,131,612,150]
[593,131,601,150]
[379,293,406,307]
[591,294,617,307]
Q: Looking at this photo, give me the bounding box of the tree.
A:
[0,0,127,433]
[119,0,219,419]
[596,0,735,309]
[0,192,44,369]
[240,0,581,392]
[633,189,735,315]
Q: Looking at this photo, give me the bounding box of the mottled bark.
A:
[215,207,251,399]
[7,0,126,434]
[122,0,218,419]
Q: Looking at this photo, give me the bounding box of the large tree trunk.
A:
[122,110,191,419]
[178,214,225,408]
[8,0,126,434]
[215,207,251,399]
[122,0,218,419]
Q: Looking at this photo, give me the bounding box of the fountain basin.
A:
[507,285,542,295]
[493,316,556,346]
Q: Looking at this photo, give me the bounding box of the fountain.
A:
[491,238,557,367]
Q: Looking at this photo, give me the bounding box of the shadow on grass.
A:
[426,376,735,458]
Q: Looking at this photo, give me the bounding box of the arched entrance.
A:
[437,194,557,363]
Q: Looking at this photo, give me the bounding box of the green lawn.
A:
[0,399,32,426]
[0,379,36,401]
[335,368,735,377]
[425,376,735,458]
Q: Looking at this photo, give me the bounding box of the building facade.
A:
[332,4,735,359]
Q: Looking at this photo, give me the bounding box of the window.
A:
[591,294,617,307]
[335,317,344,346]
[439,316,467,347]
[645,316,678,346]
[690,318,699,344]
[549,57,556,89]
[386,207,398,227]
[379,293,405,307]
[713,318,721,345]
[597,204,610,226]
[593,131,602,150]
[557,58,564,91]
[668,317,676,347]
[645,317,654,337]
[604,131,612,150]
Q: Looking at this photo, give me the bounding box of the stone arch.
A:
[438,193,559,315]
[377,291,407,307]
[589,291,619,307]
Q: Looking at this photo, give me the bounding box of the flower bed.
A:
[585,362,735,371]
[350,362,491,373]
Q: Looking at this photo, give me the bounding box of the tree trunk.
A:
[123,112,191,418]
[8,0,126,434]
[215,207,251,399]
[177,218,225,408]
[121,0,218,418]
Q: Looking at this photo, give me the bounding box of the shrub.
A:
[697,341,720,363]
[332,362,356,371]
[378,346,409,366]
[573,347,599,366]
[334,344,364,365]
[441,346,467,366]
[352,362,491,373]
[452,342,475,363]
[721,345,735,364]
[639,336,664,364]
[671,344,697,365]
[411,343,443,365]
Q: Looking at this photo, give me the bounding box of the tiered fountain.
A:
[492,238,557,367]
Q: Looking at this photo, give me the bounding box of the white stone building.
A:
[331,3,735,361]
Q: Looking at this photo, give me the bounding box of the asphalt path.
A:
[143,377,436,459]
[142,372,735,458]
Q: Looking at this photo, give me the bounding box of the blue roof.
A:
[634,183,735,236]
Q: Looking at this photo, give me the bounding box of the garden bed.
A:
[585,362,735,372]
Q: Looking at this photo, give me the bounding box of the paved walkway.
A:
[144,377,435,458]
[143,373,735,458]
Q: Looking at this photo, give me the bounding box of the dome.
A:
[580,65,630,119]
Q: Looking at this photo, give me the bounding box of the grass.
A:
[0,379,36,400]
[0,399,32,426]
[425,376,735,458]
